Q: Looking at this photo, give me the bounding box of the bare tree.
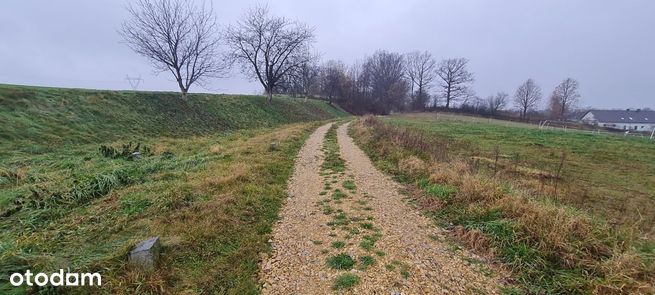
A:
[548,93,563,119]
[278,61,319,97]
[551,78,581,119]
[361,51,409,114]
[430,93,442,109]
[435,58,474,109]
[487,91,509,116]
[226,5,315,104]
[297,62,320,96]
[320,60,347,104]
[514,78,542,119]
[120,0,226,100]
[405,51,437,110]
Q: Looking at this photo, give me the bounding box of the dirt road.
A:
[260,122,501,294]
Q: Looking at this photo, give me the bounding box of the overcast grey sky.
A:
[1,0,654,109]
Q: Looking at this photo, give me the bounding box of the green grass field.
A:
[383,113,655,233]
[351,113,655,294]
[0,84,347,294]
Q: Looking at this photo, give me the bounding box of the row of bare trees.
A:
[465,77,581,120]
[120,0,581,119]
[276,52,477,115]
[120,1,315,103]
[119,0,476,113]
[511,78,581,119]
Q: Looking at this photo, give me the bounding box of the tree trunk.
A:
[267,89,273,105]
[445,86,451,109]
[560,102,566,119]
[176,75,187,101]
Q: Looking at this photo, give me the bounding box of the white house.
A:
[581,109,655,131]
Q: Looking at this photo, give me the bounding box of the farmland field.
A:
[382,113,655,233]
[351,113,655,294]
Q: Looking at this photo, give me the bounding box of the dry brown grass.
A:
[27,122,321,295]
[209,144,223,154]
[351,116,655,294]
[451,226,492,253]
[397,156,428,177]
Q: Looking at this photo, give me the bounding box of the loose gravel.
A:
[260,122,502,294]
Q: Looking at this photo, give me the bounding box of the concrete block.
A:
[128,237,161,271]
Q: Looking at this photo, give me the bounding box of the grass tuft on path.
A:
[333,273,360,290]
[327,253,356,270]
[321,123,346,173]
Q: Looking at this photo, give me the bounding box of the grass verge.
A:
[0,84,349,294]
[1,122,322,294]
[350,116,654,294]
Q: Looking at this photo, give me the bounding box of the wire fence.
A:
[537,120,655,140]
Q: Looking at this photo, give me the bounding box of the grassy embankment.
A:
[350,113,654,294]
[0,84,347,294]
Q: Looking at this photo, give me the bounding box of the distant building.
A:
[581,109,655,131]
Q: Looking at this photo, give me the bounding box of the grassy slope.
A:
[0,84,344,151]
[0,84,347,294]
[350,114,654,294]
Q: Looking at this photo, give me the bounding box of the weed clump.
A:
[331,189,347,201]
[331,241,345,249]
[328,212,349,226]
[360,222,374,230]
[327,253,355,270]
[321,124,345,173]
[360,233,381,251]
[100,142,151,160]
[342,180,356,190]
[333,273,360,290]
[359,255,375,268]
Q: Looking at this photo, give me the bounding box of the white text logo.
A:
[9,269,102,287]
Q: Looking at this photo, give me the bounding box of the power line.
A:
[125,75,143,90]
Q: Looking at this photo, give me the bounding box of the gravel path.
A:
[260,122,501,294]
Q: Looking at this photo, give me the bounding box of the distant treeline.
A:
[120,1,585,120]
